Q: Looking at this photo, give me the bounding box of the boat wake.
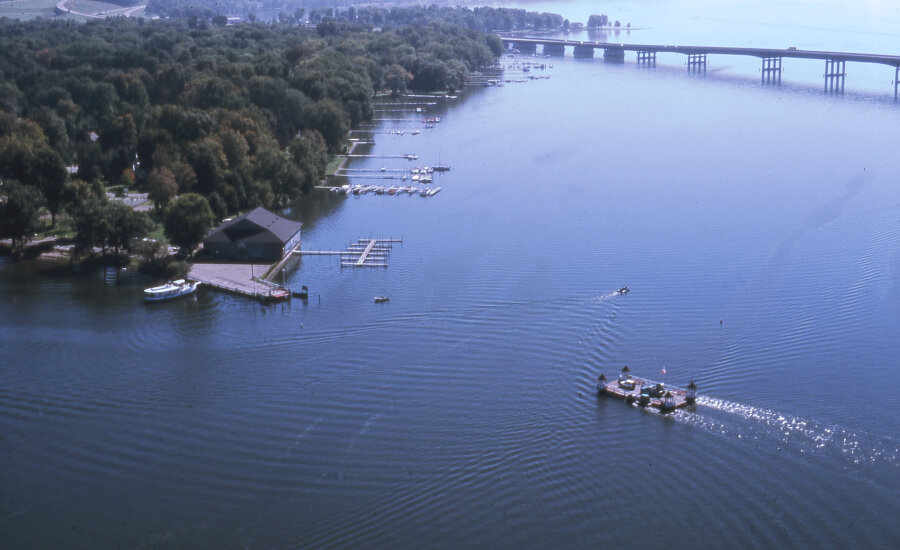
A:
[593,287,630,302]
[679,396,899,472]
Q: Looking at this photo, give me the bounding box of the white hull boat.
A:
[144,279,199,302]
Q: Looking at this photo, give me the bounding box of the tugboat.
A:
[597,367,697,412]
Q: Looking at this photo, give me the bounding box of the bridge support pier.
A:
[894,66,899,101]
[687,53,707,72]
[602,47,624,63]
[637,51,656,66]
[824,59,845,94]
[761,57,782,85]
[574,45,595,58]
[542,43,565,56]
[513,42,537,54]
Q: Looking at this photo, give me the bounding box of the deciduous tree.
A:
[0,180,44,253]
[163,193,214,256]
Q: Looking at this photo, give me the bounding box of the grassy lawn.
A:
[325,155,343,176]
[0,0,145,21]
[66,0,136,17]
[0,0,60,20]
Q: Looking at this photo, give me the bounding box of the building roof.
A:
[205,207,302,246]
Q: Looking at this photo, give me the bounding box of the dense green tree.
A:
[0,120,67,226]
[385,64,413,96]
[588,15,609,28]
[0,8,521,226]
[32,147,68,226]
[0,180,44,252]
[147,166,178,212]
[301,100,348,154]
[0,82,23,114]
[106,202,153,256]
[163,193,214,256]
[71,195,111,255]
[186,137,227,196]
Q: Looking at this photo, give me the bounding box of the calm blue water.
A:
[2,1,899,547]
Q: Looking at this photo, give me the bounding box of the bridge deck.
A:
[501,38,900,66]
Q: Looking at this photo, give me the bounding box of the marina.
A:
[318,184,442,196]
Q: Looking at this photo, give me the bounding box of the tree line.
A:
[0,8,527,260]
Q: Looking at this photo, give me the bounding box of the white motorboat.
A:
[144,279,199,302]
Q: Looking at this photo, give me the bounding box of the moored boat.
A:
[144,279,199,302]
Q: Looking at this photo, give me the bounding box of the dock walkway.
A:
[189,263,280,299]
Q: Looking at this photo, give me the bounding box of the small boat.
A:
[144,279,198,302]
[374,295,390,303]
[617,286,630,295]
[260,288,291,303]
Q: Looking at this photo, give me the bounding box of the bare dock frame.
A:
[295,237,401,268]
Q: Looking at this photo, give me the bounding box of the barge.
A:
[597,366,697,412]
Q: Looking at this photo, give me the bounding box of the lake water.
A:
[2,1,899,547]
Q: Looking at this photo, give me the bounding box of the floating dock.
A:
[295,237,401,268]
[597,369,697,412]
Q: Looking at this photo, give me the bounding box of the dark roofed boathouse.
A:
[203,207,302,262]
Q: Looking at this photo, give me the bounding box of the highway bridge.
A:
[499,37,900,98]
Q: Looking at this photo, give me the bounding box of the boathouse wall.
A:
[203,207,302,262]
